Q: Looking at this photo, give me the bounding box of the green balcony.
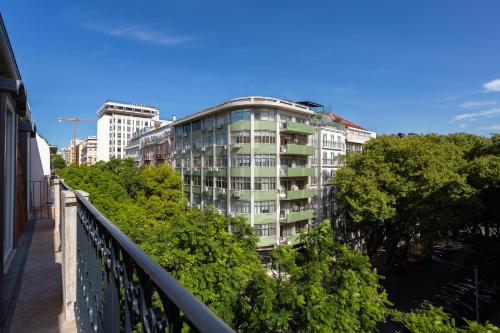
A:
[283,121,315,135]
[285,209,314,223]
[231,190,251,201]
[284,188,316,200]
[254,190,277,200]
[254,213,276,224]
[258,236,277,248]
[280,167,315,177]
[230,167,251,177]
[280,144,315,156]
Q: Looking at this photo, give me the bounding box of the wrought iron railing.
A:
[69,187,233,333]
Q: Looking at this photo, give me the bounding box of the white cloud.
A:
[484,78,500,92]
[459,123,467,129]
[460,100,496,108]
[452,107,500,122]
[479,124,500,131]
[89,24,193,46]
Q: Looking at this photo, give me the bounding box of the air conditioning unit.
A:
[201,147,206,151]
[213,167,219,172]
[280,169,286,176]
[208,167,213,172]
[233,191,241,198]
[279,191,286,199]
[181,149,186,154]
[293,138,299,143]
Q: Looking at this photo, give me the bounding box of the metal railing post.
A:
[61,189,88,321]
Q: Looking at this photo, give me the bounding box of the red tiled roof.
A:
[325,112,366,131]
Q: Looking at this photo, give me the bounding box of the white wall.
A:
[97,114,110,162]
[30,133,51,208]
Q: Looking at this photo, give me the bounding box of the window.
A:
[183,174,191,184]
[216,155,227,167]
[253,224,276,237]
[215,199,226,211]
[232,201,250,214]
[254,154,276,167]
[204,156,213,167]
[280,114,291,124]
[231,131,250,144]
[255,201,276,214]
[203,118,214,130]
[192,175,201,186]
[193,156,201,167]
[296,117,306,124]
[203,134,213,148]
[216,113,228,127]
[230,154,251,167]
[193,136,202,149]
[192,120,202,131]
[216,132,227,145]
[231,109,251,122]
[216,176,227,188]
[231,177,250,190]
[255,177,276,190]
[254,109,275,121]
[204,177,213,187]
[254,130,276,144]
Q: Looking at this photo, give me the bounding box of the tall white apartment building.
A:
[96,101,159,162]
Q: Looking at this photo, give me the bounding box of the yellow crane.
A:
[58,117,95,165]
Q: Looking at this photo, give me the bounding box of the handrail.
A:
[60,178,234,332]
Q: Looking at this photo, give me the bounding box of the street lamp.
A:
[431,255,480,322]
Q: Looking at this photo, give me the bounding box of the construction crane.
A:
[58,117,95,165]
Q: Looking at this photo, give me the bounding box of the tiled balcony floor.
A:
[7,218,76,333]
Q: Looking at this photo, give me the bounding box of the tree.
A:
[51,154,66,171]
[333,134,477,259]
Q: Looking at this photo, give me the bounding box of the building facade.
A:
[173,97,318,249]
[96,101,159,162]
[78,136,97,165]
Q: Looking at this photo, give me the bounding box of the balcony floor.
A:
[7,218,76,333]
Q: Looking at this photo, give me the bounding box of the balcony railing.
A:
[322,141,345,150]
[57,179,233,333]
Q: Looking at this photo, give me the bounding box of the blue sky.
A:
[3,0,500,147]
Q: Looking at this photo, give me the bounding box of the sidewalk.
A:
[7,219,76,333]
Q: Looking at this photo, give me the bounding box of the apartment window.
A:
[254,130,276,144]
[281,224,294,237]
[231,109,251,122]
[280,115,291,124]
[117,119,122,124]
[183,141,192,150]
[193,136,202,149]
[193,194,201,205]
[216,113,228,127]
[216,155,227,167]
[182,123,191,135]
[216,176,227,188]
[254,177,276,190]
[255,154,276,167]
[232,201,250,214]
[231,131,250,144]
[176,127,183,137]
[296,117,306,124]
[204,177,213,187]
[253,224,276,237]
[204,156,213,167]
[215,199,226,211]
[254,109,275,121]
[310,176,318,185]
[192,120,202,131]
[203,134,213,148]
[193,156,201,167]
[183,157,191,168]
[192,175,201,186]
[175,141,182,151]
[215,132,227,145]
[231,177,250,190]
[127,120,131,124]
[183,174,191,184]
[254,201,276,214]
[230,154,251,167]
[203,118,214,129]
